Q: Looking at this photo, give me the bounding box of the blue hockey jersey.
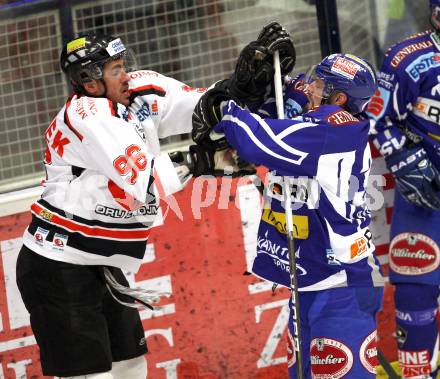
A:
[366,29,440,168]
[215,101,384,290]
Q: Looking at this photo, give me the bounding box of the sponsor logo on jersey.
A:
[134,102,152,122]
[325,110,358,126]
[405,52,440,81]
[390,40,433,68]
[34,227,49,246]
[261,206,309,239]
[359,330,378,374]
[67,37,86,53]
[287,328,296,367]
[129,70,160,80]
[256,230,307,276]
[350,229,373,259]
[310,337,354,378]
[413,96,440,125]
[106,38,126,56]
[376,71,395,90]
[396,308,437,325]
[389,233,440,275]
[331,56,360,80]
[151,99,158,114]
[95,204,158,218]
[326,248,341,266]
[366,87,390,120]
[52,233,68,252]
[285,98,304,119]
[398,349,431,377]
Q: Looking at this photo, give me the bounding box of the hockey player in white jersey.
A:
[15,26,291,378]
[14,32,253,378]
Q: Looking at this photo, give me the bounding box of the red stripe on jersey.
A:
[383,173,395,191]
[64,98,84,141]
[31,203,150,240]
[108,99,116,116]
[369,142,381,158]
[375,243,389,256]
[386,206,393,225]
[129,84,166,96]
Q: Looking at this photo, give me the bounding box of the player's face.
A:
[102,59,131,106]
[432,6,440,30]
[304,78,326,110]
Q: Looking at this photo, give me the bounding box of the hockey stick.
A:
[377,349,400,379]
[274,51,304,379]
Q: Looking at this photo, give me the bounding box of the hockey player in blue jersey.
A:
[192,51,383,378]
[365,1,440,378]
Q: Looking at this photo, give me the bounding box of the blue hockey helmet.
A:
[430,0,440,7]
[304,53,377,114]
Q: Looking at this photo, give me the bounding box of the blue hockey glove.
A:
[385,146,440,210]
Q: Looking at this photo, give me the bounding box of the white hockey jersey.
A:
[23,70,203,272]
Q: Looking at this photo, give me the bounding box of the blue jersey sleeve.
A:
[214,101,369,177]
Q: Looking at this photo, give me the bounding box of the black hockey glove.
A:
[228,21,296,109]
[256,21,296,76]
[189,145,256,177]
[192,81,242,151]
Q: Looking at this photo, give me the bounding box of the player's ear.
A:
[332,92,348,107]
[83,80,104,96]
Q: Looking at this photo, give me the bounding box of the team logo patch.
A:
[287,327,296,368]
[52,233,68,252]
[389,233,440,275]
[398,349,431,377]
[331,57,360,80]
[34,227,49,246]
[359,330,378,374]
[310,337,353,378]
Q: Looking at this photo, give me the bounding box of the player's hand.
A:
[385,146,440,209]
[256,21,296,76]
[192,81,240,151]
[189,145,256,177]
[228,22,296,110]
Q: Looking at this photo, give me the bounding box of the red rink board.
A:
[0,172,397,378]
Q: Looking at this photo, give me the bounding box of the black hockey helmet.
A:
[60,32,136,90]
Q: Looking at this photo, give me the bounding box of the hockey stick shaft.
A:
[274,51,304,379]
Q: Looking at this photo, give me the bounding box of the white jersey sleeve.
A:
[128,70,205,139]
[59,95,182,201]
